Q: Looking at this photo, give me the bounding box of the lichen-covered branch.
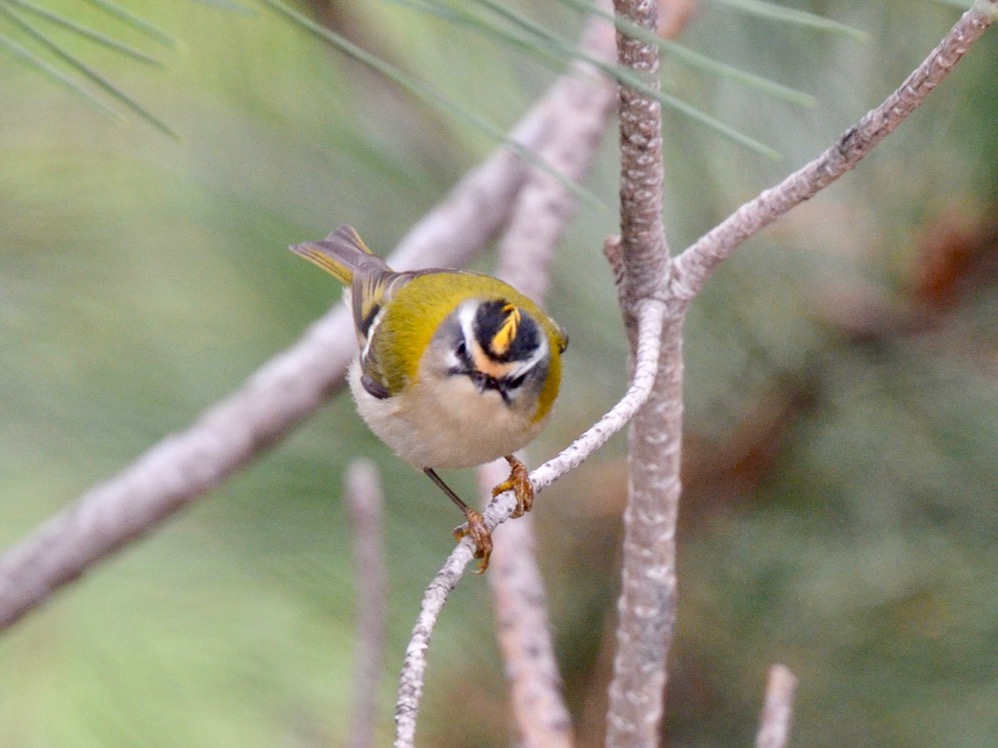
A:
[614,0,671,306]
[604,1,683,745]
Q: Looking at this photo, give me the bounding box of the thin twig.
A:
[482,463,574,748]
[393,299,666,748]
[345,459,388,748]
[605,316,683,748]
[669,1,998,301]
[755,664,798,748]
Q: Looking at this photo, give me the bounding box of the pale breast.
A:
[348,359,545,469]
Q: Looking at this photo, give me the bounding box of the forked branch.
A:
[389,2,998,742]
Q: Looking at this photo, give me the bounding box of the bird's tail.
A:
[289,224,379,285]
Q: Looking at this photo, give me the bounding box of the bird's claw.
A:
[451,456,534,574]
[454,509,493,574]
[491,454,534,519]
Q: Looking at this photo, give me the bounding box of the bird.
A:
[290,225,568,571]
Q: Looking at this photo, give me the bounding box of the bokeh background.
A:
[1,1,995,746]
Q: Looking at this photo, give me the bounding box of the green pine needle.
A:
[191,0,256,14]
[0,29,123,120]
[0,2,179,139]
[264,0,610,211]
[82,0,179,48]
[470,0,782,159]
[7,0,164,66]
[706,0,868,41]
[557,0,816,107]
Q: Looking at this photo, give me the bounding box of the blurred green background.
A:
[1,0,995,746]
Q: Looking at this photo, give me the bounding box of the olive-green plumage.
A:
[290,224,567,571]
[291,225,566,429]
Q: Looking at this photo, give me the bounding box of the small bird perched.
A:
[290,225,568,571]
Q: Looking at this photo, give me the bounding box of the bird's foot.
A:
[491,454,534,519]
[454,509,493,574]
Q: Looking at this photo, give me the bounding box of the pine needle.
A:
[7,0,164,65]
[264,0,609,210]
[0,29,123,120]
[0,2,179,139]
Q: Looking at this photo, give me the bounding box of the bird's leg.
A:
[491,454,534,519]
[423,468,493,574]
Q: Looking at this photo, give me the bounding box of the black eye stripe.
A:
[447,335,474,379]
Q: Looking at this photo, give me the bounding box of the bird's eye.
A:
[507,373,527,390]
[455,339,468,360]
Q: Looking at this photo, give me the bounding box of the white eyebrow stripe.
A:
[360,306,385,364]
[456,300,477,347]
